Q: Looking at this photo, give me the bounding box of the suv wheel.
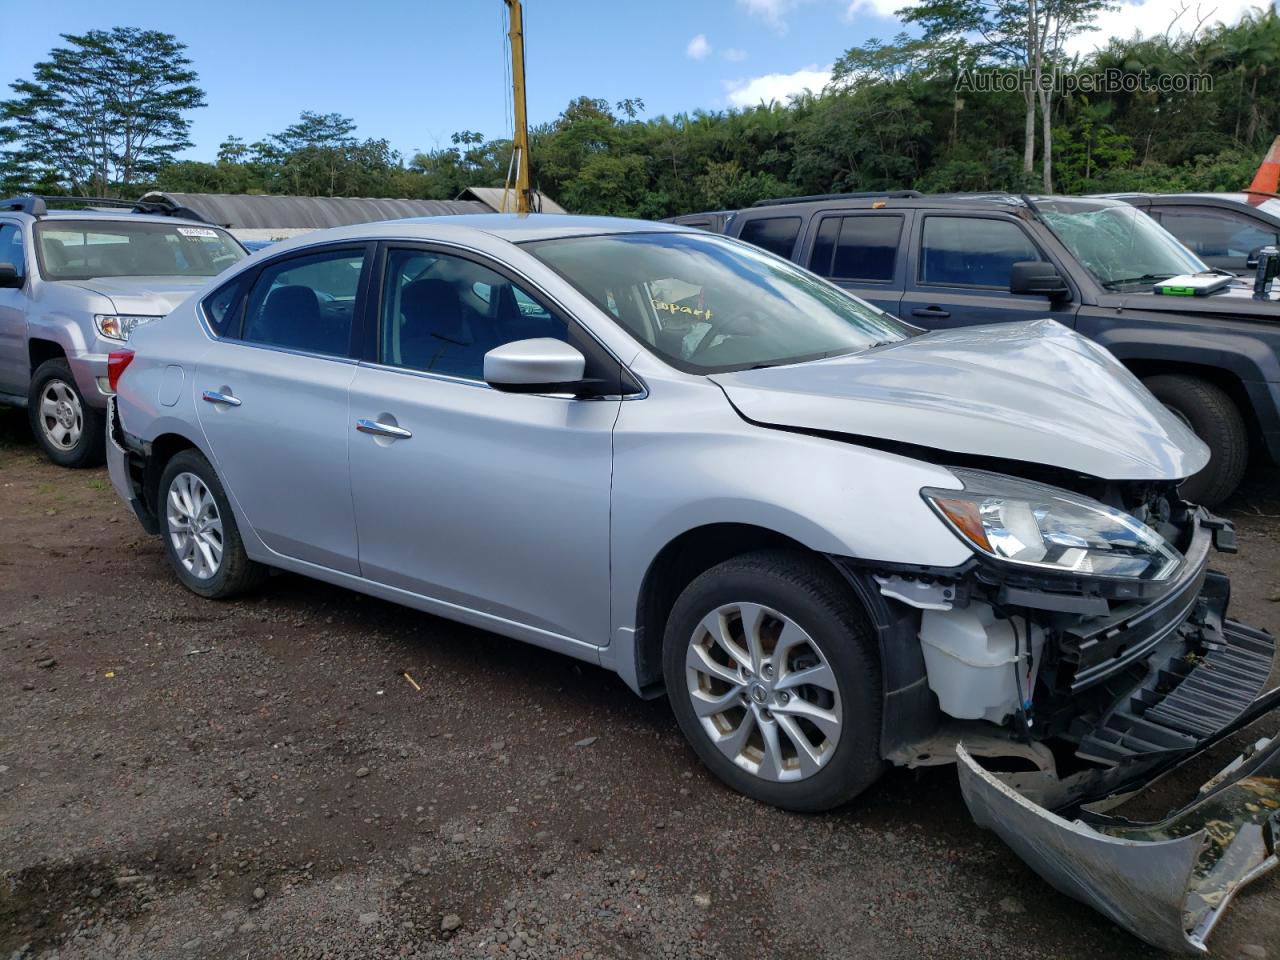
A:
[159,449,266,599]
[28,359,105,468]
[1143,374,1248,507]
[662,550,884,812]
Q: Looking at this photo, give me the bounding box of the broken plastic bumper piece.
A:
[959,685,1280,955]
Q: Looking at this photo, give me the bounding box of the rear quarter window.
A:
[738,217,802,261]
[203,276,248,337]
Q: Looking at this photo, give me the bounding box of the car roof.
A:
[736,193,1129,216]
[243,214,692,257]
[34,209,226,228]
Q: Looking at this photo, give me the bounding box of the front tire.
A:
[28,359,105,468]
[158,450,266,599]
[662,550,884,812]
[1143,374,1248,507]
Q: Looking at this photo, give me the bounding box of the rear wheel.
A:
[662,550,884,812]
[28,359,105,468]
[158,449,266,599]
[1143,374,1248,507]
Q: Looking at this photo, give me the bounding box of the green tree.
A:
[1,27,205,196]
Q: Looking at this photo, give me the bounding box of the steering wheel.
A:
[687,310,767,363]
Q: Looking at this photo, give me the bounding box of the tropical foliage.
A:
[1,9,1277,215]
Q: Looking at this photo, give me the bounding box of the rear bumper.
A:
[106,398,158,535]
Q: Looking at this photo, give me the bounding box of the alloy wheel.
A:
[38,379,84,451]
[684,602,842,782]
[166,472,224,580]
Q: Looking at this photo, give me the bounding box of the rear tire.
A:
[158,449,266,599]
[662,549,884,812]
[28,359,105,468]
[1143,374,1248,507]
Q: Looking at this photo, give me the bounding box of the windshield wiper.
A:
[1102,273,1177,290]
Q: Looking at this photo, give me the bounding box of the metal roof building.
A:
[136,192,492,244]
[456,186,567,214]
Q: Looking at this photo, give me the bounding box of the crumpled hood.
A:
[709,318,1209,481]
[68,276,207,316]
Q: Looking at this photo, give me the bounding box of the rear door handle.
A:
[910,306,951,319]
[356,418,413,440]
[202,390,241,406]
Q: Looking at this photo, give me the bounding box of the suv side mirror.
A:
[484,338,587,394]
[1010,261,1070,300]
[0,263,20,288]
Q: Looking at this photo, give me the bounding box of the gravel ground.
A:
[1,403,1278,960]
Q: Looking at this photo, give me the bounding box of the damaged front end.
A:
[837,476,1277,954]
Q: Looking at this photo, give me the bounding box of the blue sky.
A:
[1,0,1266,162]
[0,0,890,161]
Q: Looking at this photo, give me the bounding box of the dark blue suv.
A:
[680,192,1280,506]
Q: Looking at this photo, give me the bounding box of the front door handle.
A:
[910,306,951,319]
[202,390,242,406]
[356,418,413,440]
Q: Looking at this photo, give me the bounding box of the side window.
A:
[0,225,24,279]
[920,217,1041,288]
[379,248,569,381]
[241,248,364,356]
[739,217,802,260]
[1155,207,1280,259]
[810,216,903,282]
[203,276,248,337]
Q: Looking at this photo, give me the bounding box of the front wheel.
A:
[662,550,884,812]
[158,450,266,599]
[1143,374,1248,507]
[28,359,105,468]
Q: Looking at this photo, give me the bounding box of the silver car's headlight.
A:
[922,469,1181,581]
[94,314,161,341]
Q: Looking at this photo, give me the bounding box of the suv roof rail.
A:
[0,196,48,217]
[751,190,922,207]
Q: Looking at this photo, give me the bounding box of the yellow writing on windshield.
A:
[652,300,713,322]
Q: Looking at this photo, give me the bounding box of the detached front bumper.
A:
[960,695,1280,955]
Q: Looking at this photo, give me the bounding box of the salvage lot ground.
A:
[1,404,1278,960]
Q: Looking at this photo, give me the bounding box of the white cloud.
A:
[686,33,712,60]
[737,0,799,32]
[1065,0,1257,55]
[722,48,749,62]
[726,65,834,107]
[845,0,909,18]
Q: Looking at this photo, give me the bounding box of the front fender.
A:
[606,378,970,691]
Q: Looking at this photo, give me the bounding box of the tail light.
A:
[107,350,135,392]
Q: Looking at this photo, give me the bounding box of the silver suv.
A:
[0,196,246,466]
[106,215,1277,951]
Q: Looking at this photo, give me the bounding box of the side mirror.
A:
[0,263,20,288]
[484,338,587,394]
[1010,260,1070,300]
[1247,245,1269,269]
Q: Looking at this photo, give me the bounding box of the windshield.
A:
[524,231,908,373]
[1035,200,1208,290]
[35,220,246,281]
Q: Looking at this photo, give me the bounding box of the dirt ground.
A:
[2,403,1278,960]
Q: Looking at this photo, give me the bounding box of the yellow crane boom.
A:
[503,0,532,215]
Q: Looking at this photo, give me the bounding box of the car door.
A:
[195,242,372,575]
[0,222,29,395]
[1149,205,1280,275]
[347,243,621,648]
[801,211,909,317]
[900,213,1078,330]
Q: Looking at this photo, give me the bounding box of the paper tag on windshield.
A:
[176,226,219,238]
